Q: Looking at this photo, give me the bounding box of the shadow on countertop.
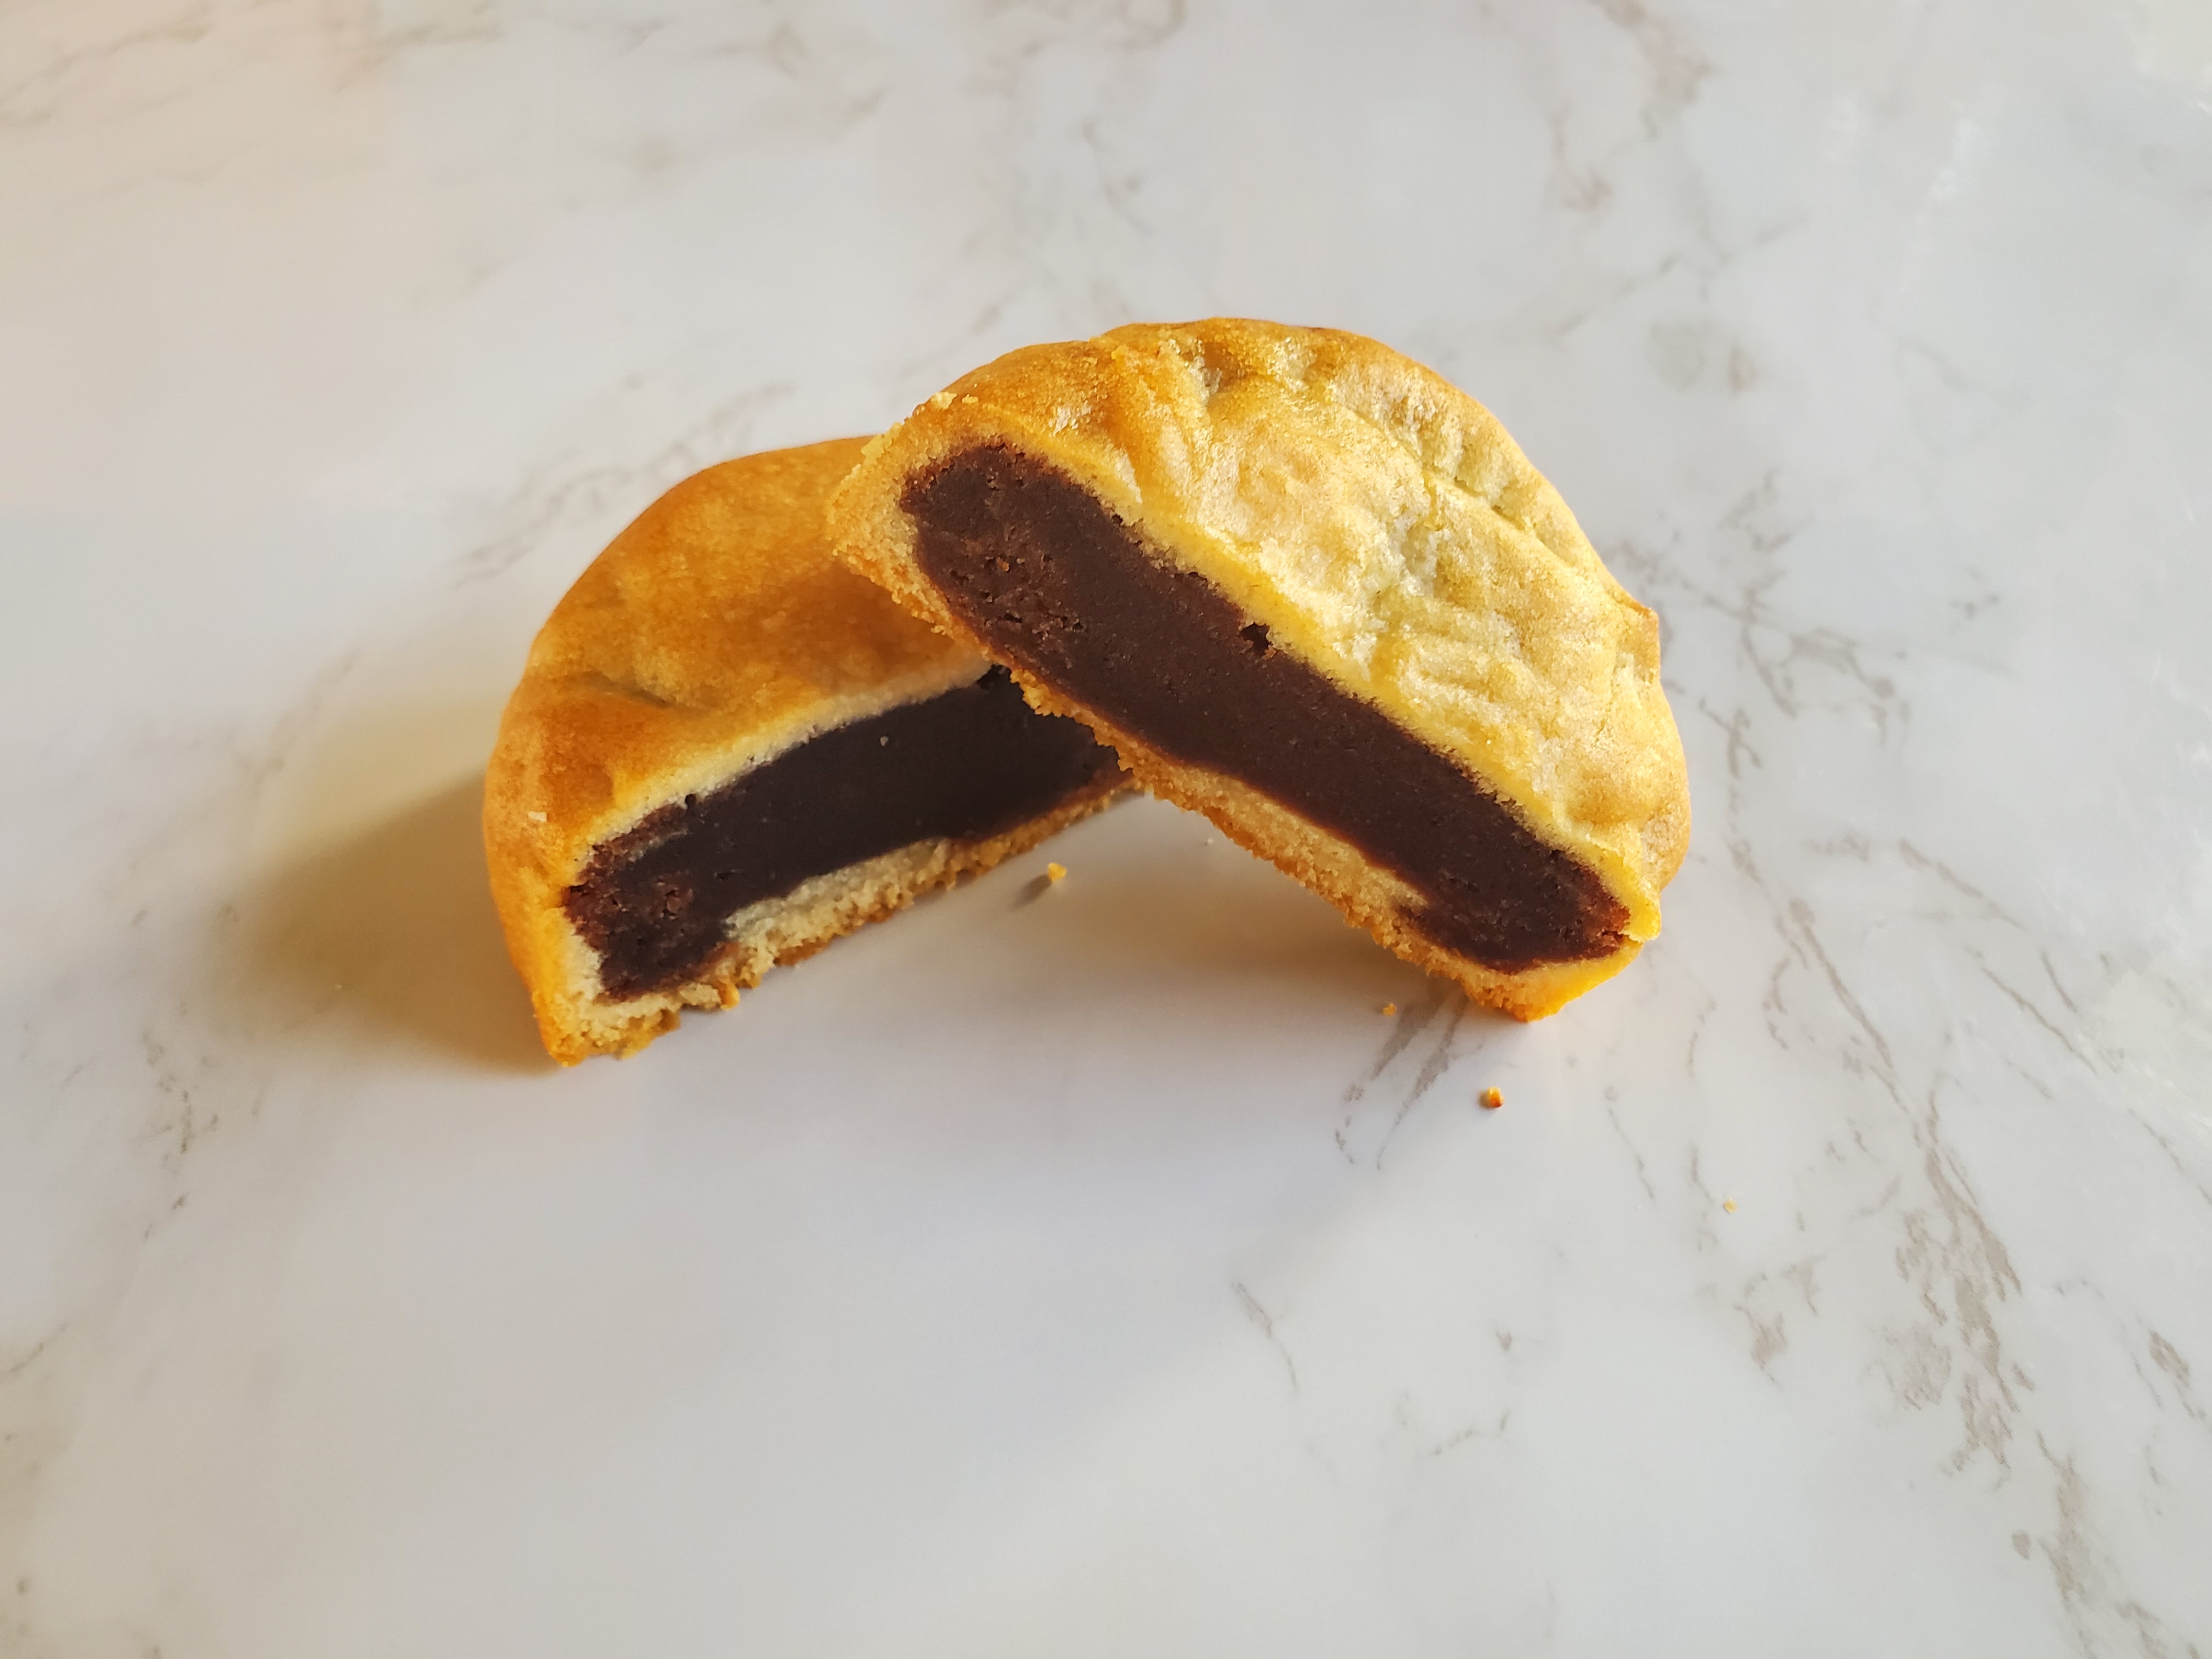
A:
[238,774,552,1074]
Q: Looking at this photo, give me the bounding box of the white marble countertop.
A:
[5,2,2211,1652]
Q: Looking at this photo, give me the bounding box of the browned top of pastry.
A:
[487,437,986,894]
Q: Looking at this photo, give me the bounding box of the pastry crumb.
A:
[1723,1198,1738,1214]
[1045,862,1066,883]
[526,809,547,823]
[1381,1002,1397,1016]
[1480,1087,1504,1110]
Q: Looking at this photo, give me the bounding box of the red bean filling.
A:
[565,665,1119,998]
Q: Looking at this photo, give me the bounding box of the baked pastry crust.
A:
[828,320,1690,1018]
[484,437,1119,1063]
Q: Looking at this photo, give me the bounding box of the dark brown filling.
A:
[566,665,1119,999]
[901,444,1629,973]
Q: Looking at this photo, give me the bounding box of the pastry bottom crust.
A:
[1017,682,1641,1021]
[541,778,1124,1063]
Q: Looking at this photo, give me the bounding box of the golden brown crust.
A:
[827,320,1691,1018]
[484,438,1120,1063]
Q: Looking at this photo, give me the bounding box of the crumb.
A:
[878,735,889,746]
[1045,862,1066,883]
[1480,1088,1504,1110]
[1381,1002,1397,1016]
[526,809,547,824]
[1723,1199,1738,1214]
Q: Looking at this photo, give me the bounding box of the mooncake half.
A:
[827,322,1688,1018]
[486,437,1125,1062]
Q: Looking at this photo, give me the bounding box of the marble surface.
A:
[5,0,2211,1652]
